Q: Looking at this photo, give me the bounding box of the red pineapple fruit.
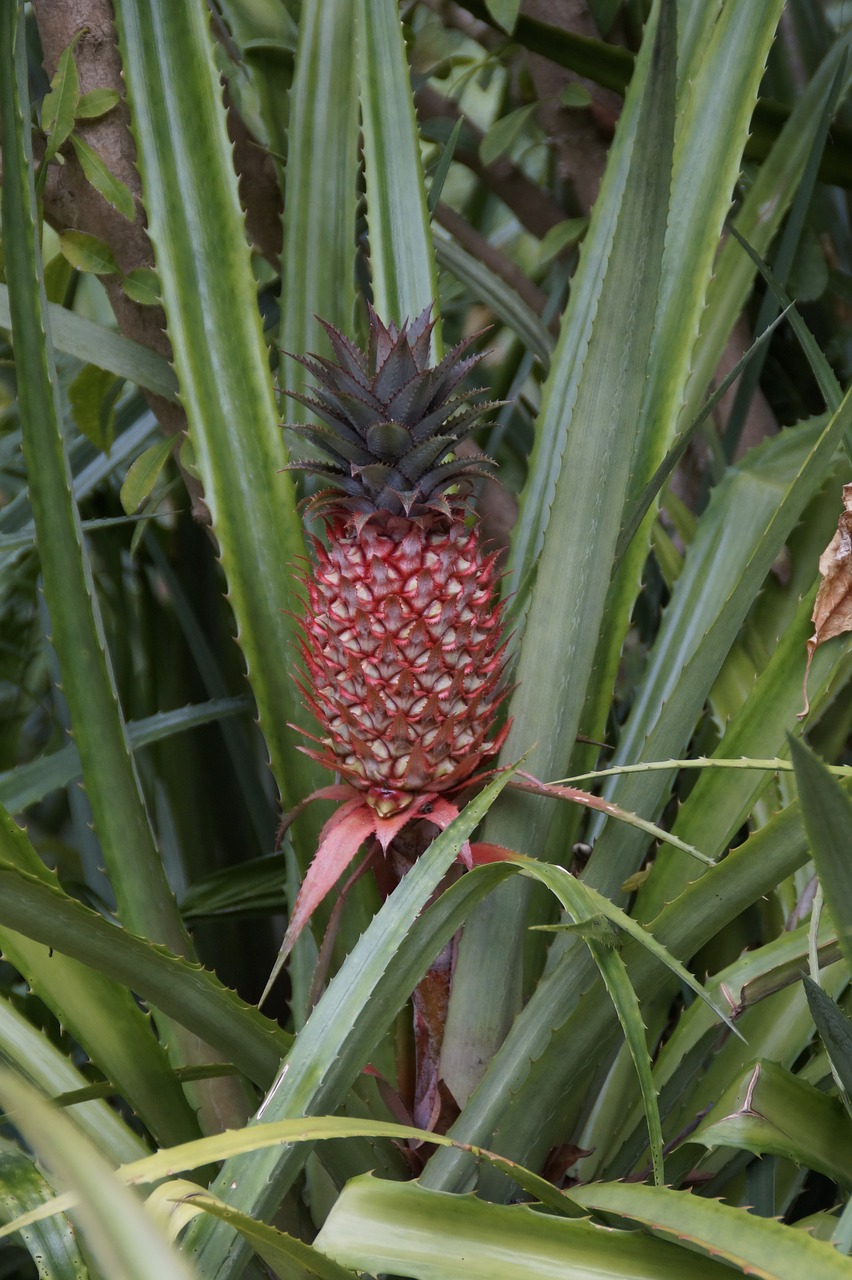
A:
[274,305,510,971]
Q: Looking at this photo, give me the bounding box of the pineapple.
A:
[288,305,509,819]
[266,305,510,990]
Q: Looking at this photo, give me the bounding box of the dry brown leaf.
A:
[799,482,852,718]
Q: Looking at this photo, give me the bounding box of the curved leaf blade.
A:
[315,1178,733,1280]
[0,1072,197,1280]
[571,1179,852,1280]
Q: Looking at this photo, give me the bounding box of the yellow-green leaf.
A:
[560,83,593,108]
[479,102,537,167]
[70,133,136,221]
[75,87,121,120]
[538,217,587,266]
[41,35,81,162]
[59,229,120,275]
[69,363,122,453]
[120,437,174,513]
[485,0,521,35]
[121,267,161,306]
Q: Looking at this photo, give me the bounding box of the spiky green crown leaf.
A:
[284,305,500,517]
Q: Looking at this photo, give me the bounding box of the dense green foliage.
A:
[1,0,852,1276]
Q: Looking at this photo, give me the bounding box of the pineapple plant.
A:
[275,305,510,967]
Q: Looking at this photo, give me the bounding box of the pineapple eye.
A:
[392,753,411,779]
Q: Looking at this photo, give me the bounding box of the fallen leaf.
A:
[800,482,852,717]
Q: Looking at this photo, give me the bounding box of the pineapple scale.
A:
[297,512,507,816]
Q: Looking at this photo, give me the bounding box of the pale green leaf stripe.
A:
[182,769,516,1279]
[0,1114,569,1241]
[356,0,440,349]
[316,1178,733,1280]
[0,5,196,963]
[0,1142,88,1280]
[0,1072,198,1280]
[112,0,323,812]
[0,284,178,400]
[279,0,358,415]
[571,1180,852,1280]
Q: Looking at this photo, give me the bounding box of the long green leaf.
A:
[356,0,440,342]
[444,0,676,1109]
[570,1180,852,1280]
[0,0,190,960]
[0,1113,572,1241]
[0,806,199,1149]
[315,1177,733,1280]
[0,1072,198,1280]
[2,1126,404,1261]
[0,285,178,398]
[182,768,516,1279]
[278,0,358,417]
[681,31,852,433]
[0,997,148,1166]
[0,847,292,1092]
[599,916,842,1180]
[594,0,787,721]
[496,854,740,1187]
[423,778,852,1193]
[582,402,852,902]
[0,1139,88,1280]
[0,697,251,811]
[790,735,852,975]
[112,0,322,813]
[690,1058,852,1188]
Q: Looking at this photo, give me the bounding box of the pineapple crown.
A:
[283,305,501,518]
